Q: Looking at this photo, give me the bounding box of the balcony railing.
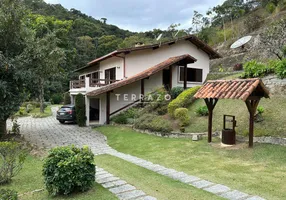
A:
[70,78,120,89]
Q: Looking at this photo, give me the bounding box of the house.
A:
[69,35,221,125]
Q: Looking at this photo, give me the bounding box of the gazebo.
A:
[194,78,270,147]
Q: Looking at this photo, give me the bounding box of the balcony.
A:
[70,78,120,90]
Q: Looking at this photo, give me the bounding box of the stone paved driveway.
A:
[12,107,113,155]
[8,107,266,200]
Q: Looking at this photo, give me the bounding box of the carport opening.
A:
[90,98,100,122]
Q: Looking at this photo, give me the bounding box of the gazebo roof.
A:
[194,78,270,101]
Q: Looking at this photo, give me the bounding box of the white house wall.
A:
[99,57,124,80]
[125,40,210,86]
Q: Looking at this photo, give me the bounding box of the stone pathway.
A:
[8,107,266,200]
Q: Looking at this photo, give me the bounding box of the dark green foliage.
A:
[0,55,25,135]
[134,114,172,133]
[0,142,27,184]
[196,106,209,116]
[75,93,86,126]
[174,108,191,127]
[51,94,63,104]
[170,87,184,99]
[0,189,18,200]
[242,60,274,78]
[64,92,71,105]
[42,146,95,196]
[168,86,201,117]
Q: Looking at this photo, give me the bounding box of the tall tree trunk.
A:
[0,119,7,137]
[39,78,45,113]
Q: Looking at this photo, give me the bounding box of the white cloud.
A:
[43,0,223,32]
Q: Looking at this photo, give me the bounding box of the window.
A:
[90,72,99,85]
[179,67,203,83]
[105,67,116,84]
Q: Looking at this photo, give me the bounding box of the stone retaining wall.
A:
[262,75,286,95]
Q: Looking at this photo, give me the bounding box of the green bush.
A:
[257,106,265,114]
[196,106,209,116]
[242,60,274,78]
[64,92,71,105]
[134,113,172,133]
[43,146,95,196]
[111,108,139,124]
[0,142,27,184]
[168,86,200,117]
[0,189,18,200]
[170,87,184,99]
[174,108,190,127]
[51,94,63,105]
[75,93,86,127]
[266,2,276,13]
[274,58,286,78]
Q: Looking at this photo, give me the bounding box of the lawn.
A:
[96,155,222,200]
[95,125,286,200]
[14,105,53,118]
[1,155,117,200]
[186,96,286,137]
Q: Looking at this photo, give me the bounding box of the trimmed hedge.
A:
[174,108,190,127]
[75,93,86,127]
[134,113,172,133]
[64,92,71,105]
[43,146,95,196]
[168,86,201,117]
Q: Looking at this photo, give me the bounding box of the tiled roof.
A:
[194,78,270,101]
[75,35,221,72]
[86,54,196,97]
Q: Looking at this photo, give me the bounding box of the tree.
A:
[101,17,107,24]
[192,11,203,33]
[75,36,97,67]
[0,55,25,136]
[260,18,286,60]
[0,0,28,136]
[97,35,123,57]
[20,33,65,113]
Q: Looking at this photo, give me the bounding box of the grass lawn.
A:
[14,105,53,118]
[1,155,117,200]
[186,96,286,137]
[96,155,222,200]
[95,126,286,200]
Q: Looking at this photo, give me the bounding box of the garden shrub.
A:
[274,58,286,78]
[170,87,184,99]
[257,106,265,115]
[111,108,139,124]
[75,93,86,127]
[51,94,63,105]
[168,86,201,117]
[43,146,95,196]
[0,189,18,200]
[64,92,71,105]
[242,60,274,78]
[11,117,20,135]
[0,142,27,184]
[134,113,172,133]
[156,105,168,115]
[174,108,190,127]
[196,106,209,116]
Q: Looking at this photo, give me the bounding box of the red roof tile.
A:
[86,54,196,97]
[194,78,270,101]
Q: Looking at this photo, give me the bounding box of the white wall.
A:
[125,40,210,87]
[99,57,124,80]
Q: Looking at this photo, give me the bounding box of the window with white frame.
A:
[179,67,203,83]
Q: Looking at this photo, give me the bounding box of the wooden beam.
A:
[245,98,260,148]
[106,91,110,124]
[169,67,172,89]
[110,100,140,116]
[141,79,144,106]
[204,98,218,143]
[184,64,187,89]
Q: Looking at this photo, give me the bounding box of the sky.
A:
[44,0,225,32]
